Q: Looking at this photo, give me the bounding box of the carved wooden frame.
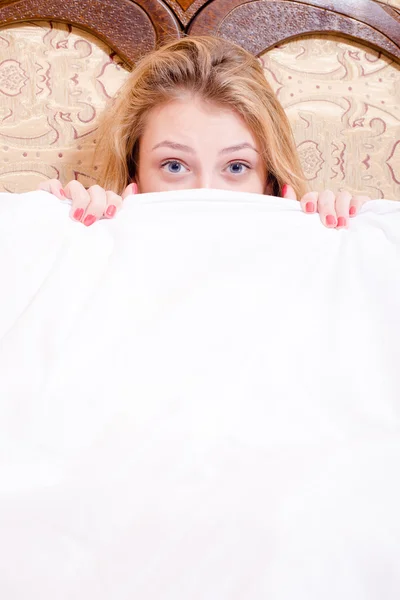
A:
[190,0,400,62]
[0,0,182,66]
[0,0,399,64]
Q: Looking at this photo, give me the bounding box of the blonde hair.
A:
[95,35,307,197]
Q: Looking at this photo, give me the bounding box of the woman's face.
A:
[136,96,268,194]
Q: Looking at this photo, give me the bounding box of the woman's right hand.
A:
[37,179,138,226]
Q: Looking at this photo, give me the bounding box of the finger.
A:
[299,191,318,214]
[64,180,91,223]
[38,179,66,200]
[104,191,123,219]
[122,182,138,200]
[316,189,337,228]
[333,190,352,229]
[281,183,297,201]
[81,185,108,226]
[349,195,372,218]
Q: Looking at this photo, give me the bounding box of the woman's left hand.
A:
[282,185,372,229]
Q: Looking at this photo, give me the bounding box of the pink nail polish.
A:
[281,184,288,196]
[73,208,84,221]
[305,202,315,213]
[83,214,96,227]
[60,189,66,198]
[337,216,347,227]
[132,182,138,194]
[105,205,116,218]
[349,206,356,216]
[326,214,336,226]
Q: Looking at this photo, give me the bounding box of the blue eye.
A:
[228,162,249,174]
[162,160,187,173]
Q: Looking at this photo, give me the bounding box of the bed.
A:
[1,2,400,599]
[0,0,399,198]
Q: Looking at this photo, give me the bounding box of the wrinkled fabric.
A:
[0,188,400,599]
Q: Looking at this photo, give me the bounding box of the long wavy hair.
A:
[95,35,307,197]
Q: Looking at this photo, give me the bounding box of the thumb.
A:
[37,179,65,200]
[122,182,138,200]
[37,181,51,192]
[281,184,297,201]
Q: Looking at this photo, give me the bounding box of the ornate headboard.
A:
[0,0,399,198]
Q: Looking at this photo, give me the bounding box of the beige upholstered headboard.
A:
[0,0,399,198]
[260,36,400,200]
[0,21,130,192]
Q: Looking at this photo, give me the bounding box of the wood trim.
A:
[291,0,400,44]
[373,0,400,11]
[0,0,182,66]
[189,0,400,61]
[163,0,210,26]
[1,0,399,61]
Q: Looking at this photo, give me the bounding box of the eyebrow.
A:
[151,141,259,154]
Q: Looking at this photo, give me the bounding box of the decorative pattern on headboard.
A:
[0,21,131,192]
[0,0,399,197]
[260,36,400,200]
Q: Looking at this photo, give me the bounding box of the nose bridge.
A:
[195,169,213,189]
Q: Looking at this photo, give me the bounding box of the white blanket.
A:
[0,189,400,599]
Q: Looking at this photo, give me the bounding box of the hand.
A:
[38,180,138,226]
[281,185,372,229]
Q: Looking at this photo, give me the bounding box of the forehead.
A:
[140,97,259,148]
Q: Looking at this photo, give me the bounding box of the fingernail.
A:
[60,189,66,198]
[281,184,288,196]
[326,214,336,226]
[83,214,96,227]
[337,216,347,228]
[349,206,356,216]
[305,202,315,213]
[105,205,116,218]
[72,208,84,221]
[132,182,138,194]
